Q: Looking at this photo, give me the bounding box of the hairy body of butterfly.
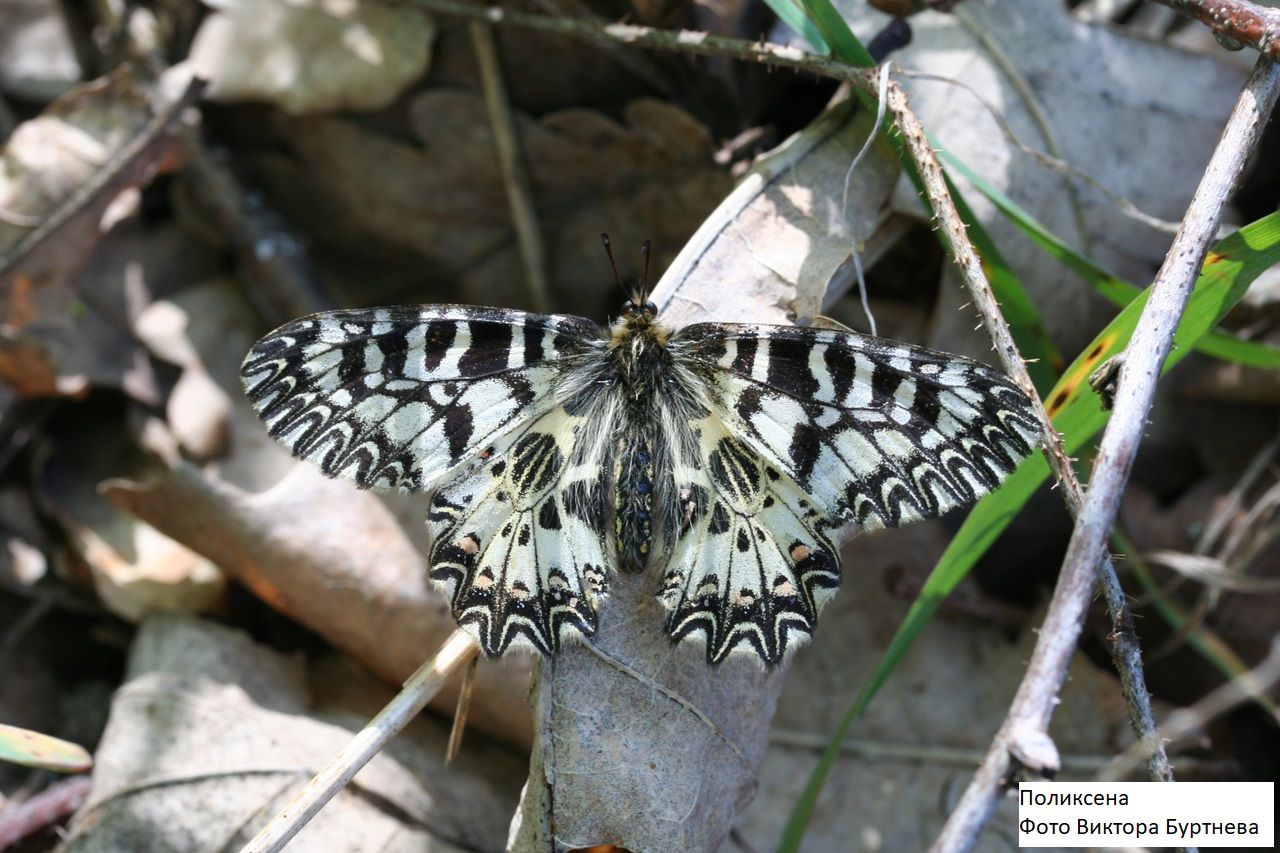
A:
[242,300,1040,665]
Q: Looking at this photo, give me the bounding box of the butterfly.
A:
[241,237,1040,665]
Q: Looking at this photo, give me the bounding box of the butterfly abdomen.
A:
[615,440,654,571]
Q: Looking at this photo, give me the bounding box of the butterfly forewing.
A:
[671,323,1039,531]
[241,306,603,493]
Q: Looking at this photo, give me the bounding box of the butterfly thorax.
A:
[608,303,671,572]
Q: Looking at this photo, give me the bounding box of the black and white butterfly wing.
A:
[242,306,611,655]
[427,405,612,655]
[658,416,842,664]
[241,306,601,492]
[660,323,1041,663]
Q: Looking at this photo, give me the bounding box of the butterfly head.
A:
[601,233,658,321]
[621,298,658,319]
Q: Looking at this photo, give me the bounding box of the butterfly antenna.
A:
[601,233,626,296]
[640,240,652,301]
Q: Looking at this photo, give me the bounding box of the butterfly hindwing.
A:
[426,405,611,655]
[241,306,602,492]
[658,417,841,664]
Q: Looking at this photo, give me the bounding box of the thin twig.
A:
[444,654,478,764]
[770,731,1125,773]
[1147,0,1280,60]
[932,56,1280,853]
[238,630,480,853]
[469,19,553,314]
[0,775,93,849]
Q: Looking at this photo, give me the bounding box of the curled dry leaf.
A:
[189,0,436,114]
[63,615,523,852]
[511,98,899,851]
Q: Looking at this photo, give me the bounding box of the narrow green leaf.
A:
[762,0,831,55]
[0,722,92,772]
[940,148,1280,369]
[796,0,874,67]
[779,212,1280,851]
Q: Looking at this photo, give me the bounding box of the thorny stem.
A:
[1149,0,1280,61]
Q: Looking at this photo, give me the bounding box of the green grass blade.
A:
[796,0,874,67]
[778,212,1280,851]
[0,722,92,772]
[762,0,831,55]
[940,148,1280,369]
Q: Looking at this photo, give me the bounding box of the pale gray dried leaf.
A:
[839,0,1247,359]
[65,615,523,852]
[189,0,435,114]
[510,97,899,853]
[654,98,898,328]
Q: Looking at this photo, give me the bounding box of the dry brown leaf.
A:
[189,0,436,114]
[64,615,524,851]
[39,403,225,622]
[248,91,730,311]
[0,70,151,250]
